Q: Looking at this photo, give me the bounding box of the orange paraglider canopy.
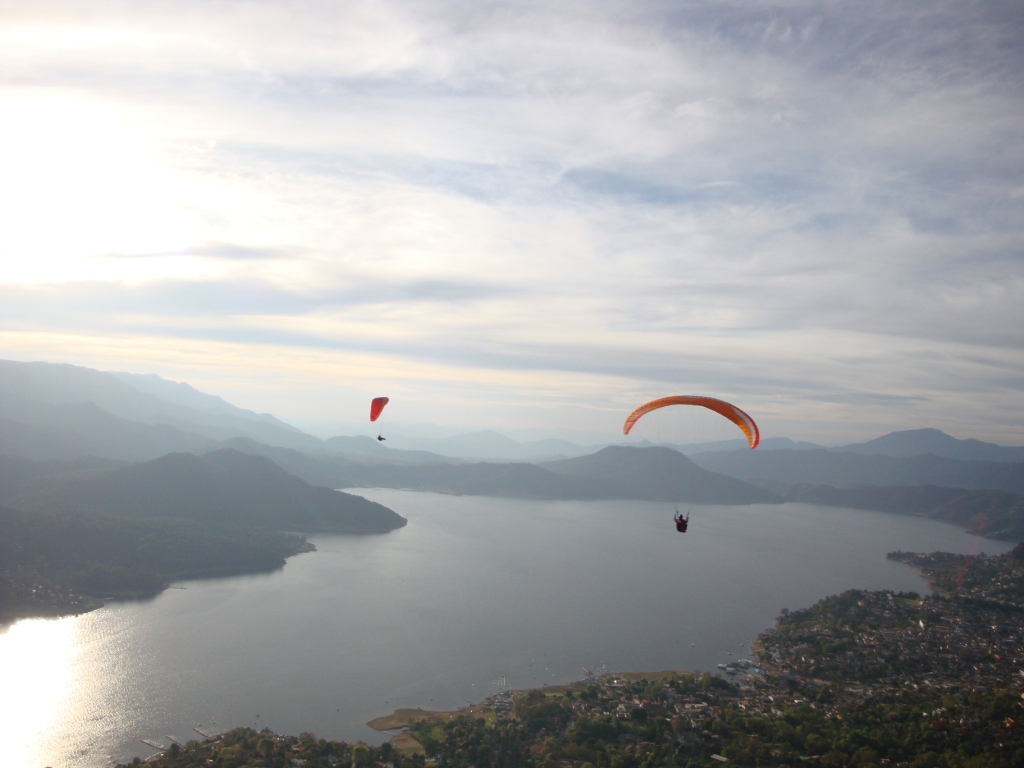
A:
[370,396,389,422]
[622,395,760,449]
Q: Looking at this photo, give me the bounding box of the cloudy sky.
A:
[1,0,1022,444]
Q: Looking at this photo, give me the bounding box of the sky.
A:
[1,0,1023,444]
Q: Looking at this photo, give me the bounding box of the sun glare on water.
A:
[0,616,80,768]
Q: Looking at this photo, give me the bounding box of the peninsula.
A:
[0,450,406,624]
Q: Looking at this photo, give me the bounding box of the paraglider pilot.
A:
[674,510,689,533]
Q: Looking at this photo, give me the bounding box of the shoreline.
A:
[364,669,743,755]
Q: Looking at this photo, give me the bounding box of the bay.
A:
[1,491,1013,768]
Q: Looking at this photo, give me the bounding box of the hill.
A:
[209,437,366,486]
[352,460,588,498]
[0,505,315,623]
[690,448,1024,495]
[322,434,460,464]
[836,428,1024,462]
[1,449,406,533]
[0,403,213,461]
[785,484,1024,541]
[386,429,596,460]
[540,446,778,503]
[673,436,823,455]
[335,446,777,504]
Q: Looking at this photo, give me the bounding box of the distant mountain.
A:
[351,460,587,498]
[0,403,212,461]
[691,449,1024,495]
[322,435,458,465]
[110,370,300,431]
[2,449,406,533]
[210,437,365,487]
[541,446,778,504]
[785,484,1024,541]
[430,430,593,460]
[0,359,322,451]
[0,359,456,466]
[673,437,823,455]
[384,429,596,460]
[835,428,1024,463]
[337,446,777,504]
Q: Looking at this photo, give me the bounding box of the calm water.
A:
[1,492,1013,768]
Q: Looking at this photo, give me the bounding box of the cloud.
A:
[0,1,1022,442]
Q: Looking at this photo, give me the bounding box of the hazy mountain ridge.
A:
[785,484,1024,541]
[0,403,213,461]
[0,359,455,465]
[665,436,824,455]
[210,437,365,486]
[1,360,324,452]
[388,429,597,460]
[5,358,1024,512]
[322,434,460,464]
[541,446,778,503]
[339,446,778,504]
[387,428,1024,463]
[691,448,1024,495]
[110,370,300,430]
[835,428,1024,463]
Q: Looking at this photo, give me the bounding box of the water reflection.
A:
[1,617,78,768]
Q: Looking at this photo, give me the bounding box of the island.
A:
[120,541,1024,767]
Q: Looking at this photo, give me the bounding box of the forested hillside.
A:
[0,506,313,622]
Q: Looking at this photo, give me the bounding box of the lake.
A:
[1,491,1014,768]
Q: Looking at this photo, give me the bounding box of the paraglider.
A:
[623,395,760,534]
[622,395,760,449]
[673,509,689,533]
[370,396,389,441]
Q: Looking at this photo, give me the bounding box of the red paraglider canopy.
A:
[370,396,389,422]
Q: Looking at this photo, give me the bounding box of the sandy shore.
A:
[365,670,698,754]
[367,703,496,732]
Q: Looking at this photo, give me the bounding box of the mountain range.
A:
[837,428,1024,463]
[335,446,777,504]
[0,360,454,465]
[690,448,1024,496]
[1,359,311,449]
[3,357,1024,520]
